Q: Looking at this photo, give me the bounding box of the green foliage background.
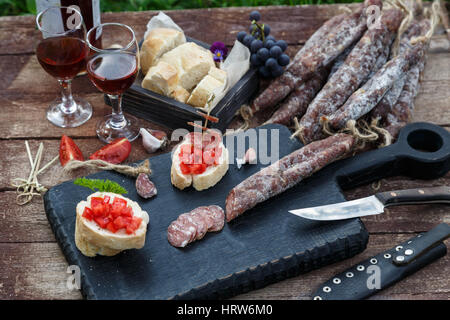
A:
[1,0,363,16]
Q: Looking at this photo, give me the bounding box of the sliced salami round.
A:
[189,209,209,240]
[177,213,198,243]
[167,220,193,248]
[207,205,225,232]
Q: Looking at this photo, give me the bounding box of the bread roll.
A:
[140,28,186,74]
[159,42,215,91]
[187,75,224,108]
[208,67,227,84]
[141,61,179,96]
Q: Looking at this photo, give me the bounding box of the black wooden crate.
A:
[104,37,259,132]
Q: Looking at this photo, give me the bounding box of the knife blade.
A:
[289,186,450,221]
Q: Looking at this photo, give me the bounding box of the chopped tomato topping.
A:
[177,133,223,175]
[84,196,142,234]
[126,217,143,235]
[82,207,93,220]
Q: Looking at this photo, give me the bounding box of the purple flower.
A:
[210,41,228,62]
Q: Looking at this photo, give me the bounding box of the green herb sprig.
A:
[74,178,128,194]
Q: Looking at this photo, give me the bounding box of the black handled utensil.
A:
[289,186,450,221]
[311,223,450,300]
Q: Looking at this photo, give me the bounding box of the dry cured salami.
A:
[326,43,425,130]
[167,205,225,247]
[225,133,355,222]
[369,19,428,122]
[251,0,382,114]
[297,8,403,143]
[266,69,328,126]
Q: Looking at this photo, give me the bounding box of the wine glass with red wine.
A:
[36,6,92,128]
[86,23,140,143]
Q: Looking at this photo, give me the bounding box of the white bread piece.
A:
[159,42,215,91]
[170,85,190,104]
[140,28,186,74]
[75,192,150,257]
[187,75,224,108]
[171,139,229,191]
[208,67,227,83]
[141,61,178,95]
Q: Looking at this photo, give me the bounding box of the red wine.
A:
[86,53,138,95]
[36,36,88,80]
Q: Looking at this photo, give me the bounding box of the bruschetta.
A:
[75,192,149,257]
[171,132,229,191]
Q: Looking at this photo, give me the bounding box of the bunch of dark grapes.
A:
[237,10,290,78]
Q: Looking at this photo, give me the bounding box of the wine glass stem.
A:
[58,79,77,114]
[108,94,127,129]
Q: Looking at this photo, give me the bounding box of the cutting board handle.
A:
[336,122,450,190]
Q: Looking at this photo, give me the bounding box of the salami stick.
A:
[225,133,355,222]
[297,8,403,143]
[265,69,327,126]
[326,43,425,130]
[251,0,382,114]
[290,13,347,66]
[370,19,429,121]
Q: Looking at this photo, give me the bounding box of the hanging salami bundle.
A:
[250,0,383,114]
[326,1,440,135]
[296,8,403,144]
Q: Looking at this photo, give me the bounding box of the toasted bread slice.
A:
[171,137,229,191]
[75,192,149,257]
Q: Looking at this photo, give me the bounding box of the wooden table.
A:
[1,3,449,300]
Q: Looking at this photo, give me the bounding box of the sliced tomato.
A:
[82,207,93,220]
[111,197,127,217]
[102,195,111,204]
[94,216,110,229]
[179,162,190,175]
[89,138,131,164]
[106,222,118,233]
[59,135,84,167]
[121,206,133,217]
[126,217,142,234]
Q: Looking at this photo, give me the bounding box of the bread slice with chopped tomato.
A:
[171,134,229,191]
[75,192,149,257]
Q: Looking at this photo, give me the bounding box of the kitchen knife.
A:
[289,186,450,221]
[311,223,450,300]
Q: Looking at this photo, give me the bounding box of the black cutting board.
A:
[43,122,450,300]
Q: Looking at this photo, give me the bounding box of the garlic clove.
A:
[140,128,163,153]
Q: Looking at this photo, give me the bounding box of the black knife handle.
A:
[312,224,449,300]
[375,186,450,207]
[393,223,450,266]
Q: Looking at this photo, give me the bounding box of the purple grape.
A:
[275,40,288,51]
[250,39,263,53]
[265,35,276,42]
[250,11,261,22]
[270,45,282,58]
[258,66,271,78]
[251,54,263,67]
[249,24,258,34]
[243,34,255,47]
[257,47,269,61]
[237,31,247,42]
[264,39,275,49]
[271,65,284,77]
[278,53,290,66]
[265,57,278,70]
[263,24,271,36]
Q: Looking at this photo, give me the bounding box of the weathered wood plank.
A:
[0,234,447,299]
[0,4,361,55]
[1,49,449,138]
[0,138,175,190]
